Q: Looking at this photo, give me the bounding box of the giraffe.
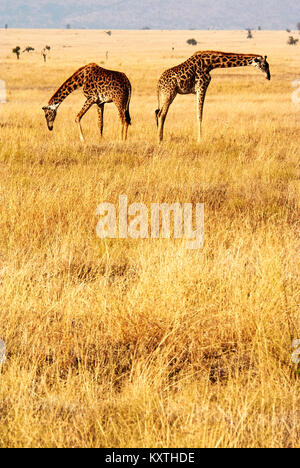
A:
[155,51,271,143]
[42,63,132,142]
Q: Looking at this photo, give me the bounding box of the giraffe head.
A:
[252,56,271,80]
[42,104,58,131]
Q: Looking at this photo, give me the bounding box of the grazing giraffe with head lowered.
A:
[43,63,132,142]
[155,51,271,143]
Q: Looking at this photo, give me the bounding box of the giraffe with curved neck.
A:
[155,51,271,143]
[43,63,132,142]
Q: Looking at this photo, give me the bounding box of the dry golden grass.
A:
[0,29,299,448]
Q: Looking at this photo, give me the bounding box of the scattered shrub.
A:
[12,46,21,59]
[187,38,197,46]
[23,47,35,53]
[287,36,299,45]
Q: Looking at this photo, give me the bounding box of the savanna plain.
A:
[0,29,299,448]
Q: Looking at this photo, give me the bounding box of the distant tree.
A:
[187,38,197,46]
[258,26,261,31]
[142,26,151,30]
[23,46,35,53]
[5,24,8,30]
[247,29,253,39]
[66,24,71,29]
[297,23,300,32]
[12,46,21,60]
[287,36,299,45]
[286,29,291,33]
[41,45,51,62]
[105,30,112,36]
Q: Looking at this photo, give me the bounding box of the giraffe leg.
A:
[123,87,131,141]
[120,120,125,141]
[157,93,175,143]
[196,77,211,143]
[124,122,129,141]
[75,98,95,143]
[97,103,105,138]
[114,102,127,141]
[123,105,131,141]
[113,89,131,142]
[158,102,170,143]
[196,91,204,143]
[78,121,85,143]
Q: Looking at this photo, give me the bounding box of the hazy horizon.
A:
[0,0,299,30]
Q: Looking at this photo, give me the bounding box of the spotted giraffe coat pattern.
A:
[43,63,132,142]
[155,51,270,142]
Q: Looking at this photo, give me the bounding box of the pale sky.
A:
[0,1,298,30]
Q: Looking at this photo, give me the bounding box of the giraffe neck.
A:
[48,67,85,107]
[205,52,262,71]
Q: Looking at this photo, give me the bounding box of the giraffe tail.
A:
[125,109,131,126]
[125,84,132,125]
[155,109,160,127]
[155,88,161,127]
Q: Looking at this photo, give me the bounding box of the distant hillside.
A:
[0,0,299,30]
